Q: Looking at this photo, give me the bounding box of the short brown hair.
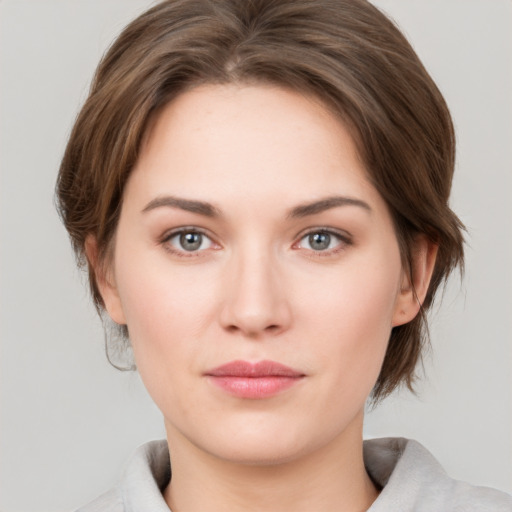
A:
[56,0,464,400]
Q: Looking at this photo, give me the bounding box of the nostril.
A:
[224,322,282,337]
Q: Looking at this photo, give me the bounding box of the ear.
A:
[84,235,127,325]
[392,236,438,327]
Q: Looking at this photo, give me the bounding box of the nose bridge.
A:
[220,239,291,336]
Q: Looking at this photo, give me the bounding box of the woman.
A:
[56,0,512,510]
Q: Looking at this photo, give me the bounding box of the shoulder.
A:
[448,479,512,512]
[365,437,512,512]
[75,440,171,512]
[76,488,123,512]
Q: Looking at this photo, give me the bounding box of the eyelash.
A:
[160,227,218,258]
[160,227,353,258]
[293,228,353,257]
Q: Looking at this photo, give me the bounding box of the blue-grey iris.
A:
[309,232,331,251]
[180,232,203,251]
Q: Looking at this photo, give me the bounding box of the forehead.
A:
[127,83,382,214]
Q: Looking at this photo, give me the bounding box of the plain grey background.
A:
[1,0,511,510]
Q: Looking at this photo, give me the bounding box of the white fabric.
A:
[77,438,512,511]
[364,438,512,511]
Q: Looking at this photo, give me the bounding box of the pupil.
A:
[180,232,202,251]
[309,232,330,250]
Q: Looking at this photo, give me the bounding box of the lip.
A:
[205,360,305,399]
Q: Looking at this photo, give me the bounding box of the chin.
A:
[173,409,356,467]
[206,433,310,466]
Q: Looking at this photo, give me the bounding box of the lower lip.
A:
[207,376,303,399]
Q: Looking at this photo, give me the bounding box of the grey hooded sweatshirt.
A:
[77,438,512,511]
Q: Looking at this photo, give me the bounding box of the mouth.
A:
[204,360,305,399]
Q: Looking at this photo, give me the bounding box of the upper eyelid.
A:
[158,226,352,249]
[295,226,352,242]
[293,228,353,254]
[161,226,215,242]
[160,227,219,255]
[160,227,219,258]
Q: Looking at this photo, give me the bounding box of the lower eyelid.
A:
[160,228,219,254]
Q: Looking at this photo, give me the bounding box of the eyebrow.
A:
[142,196,221,217]
[287,196,372,218]
[141,194,371,218]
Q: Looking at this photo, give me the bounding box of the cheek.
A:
[113,262,222,427]
[299,253,401,335]
[112,247,218,372]
[296,255,402,390]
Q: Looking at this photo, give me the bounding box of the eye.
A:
[165,229,214,253]
[296,230,350,253]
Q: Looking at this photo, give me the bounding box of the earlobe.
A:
[84,235,127,325]
[392,236,438,327]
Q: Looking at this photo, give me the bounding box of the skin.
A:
[89,84,437,512]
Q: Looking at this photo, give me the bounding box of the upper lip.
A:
[205,360,304,378]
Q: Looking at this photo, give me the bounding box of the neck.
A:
[163,412,378,512]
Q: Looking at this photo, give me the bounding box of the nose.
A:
[219,249,292,338]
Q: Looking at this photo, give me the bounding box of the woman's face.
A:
[100,84,415,464]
